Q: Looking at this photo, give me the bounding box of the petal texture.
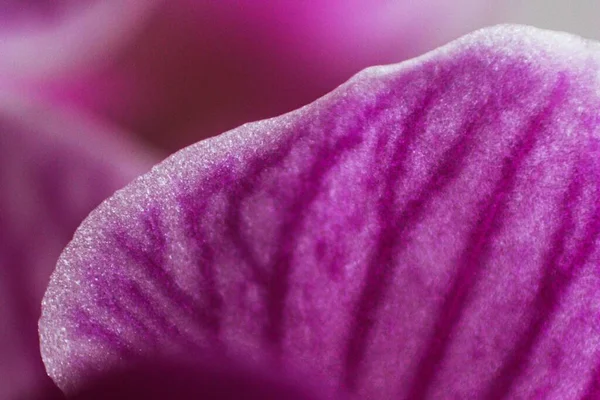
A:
[41,25,600,399]
[0,93,154,400]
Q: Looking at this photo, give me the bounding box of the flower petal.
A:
[40,25,600,399]
[0,92,154,400]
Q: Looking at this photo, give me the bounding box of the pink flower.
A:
[39,26,600,399]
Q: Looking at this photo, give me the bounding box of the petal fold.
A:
[0,1,160,81]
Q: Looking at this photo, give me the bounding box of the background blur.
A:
[505,0,600,41]
[3,0,600,155]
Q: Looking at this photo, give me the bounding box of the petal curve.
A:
[40,25,600,399]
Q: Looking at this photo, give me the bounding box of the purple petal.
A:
[40,25,600,399]
[0,92,154,400]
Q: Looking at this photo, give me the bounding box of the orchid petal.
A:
[0,93,154,400]
[41,26,600,399]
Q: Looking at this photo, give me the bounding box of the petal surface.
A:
[0,93,154,400]
[41,26,600,399]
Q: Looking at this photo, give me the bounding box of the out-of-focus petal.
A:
[197,0,497,66]
[41,25,600,399]
[0,1,160,82]
[0,92,155,400]
[39,0,500,152]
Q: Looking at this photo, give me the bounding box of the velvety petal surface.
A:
[41,25,600,399]
[38,0,499,152]
[0,93,155,400]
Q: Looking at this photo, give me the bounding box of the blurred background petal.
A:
[0,92,155,400]
[4,2,599,155]
[0,0,161,82]
[14,0,501,153]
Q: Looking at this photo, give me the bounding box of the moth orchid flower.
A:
[40,26,600,399]
[0,93,155,400]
